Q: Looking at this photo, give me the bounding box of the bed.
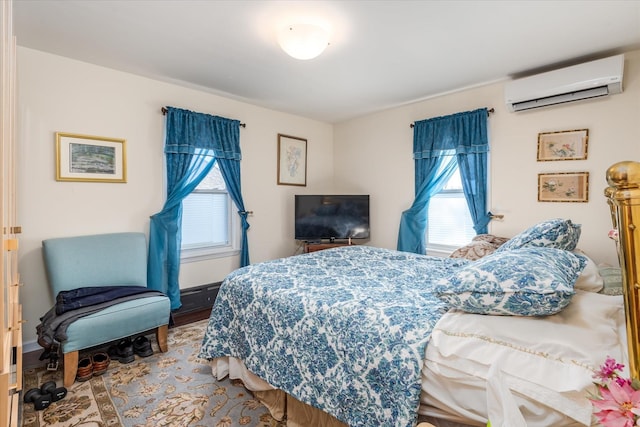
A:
[198,161,639,427]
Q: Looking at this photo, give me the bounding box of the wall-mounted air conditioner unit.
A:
[504,54,624,112]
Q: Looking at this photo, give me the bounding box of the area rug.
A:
[21,320,285,427]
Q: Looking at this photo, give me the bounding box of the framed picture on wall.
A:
[55,132,127,182]
[277,133,307,186]
[537,129,588,161]
[538,172,589,202]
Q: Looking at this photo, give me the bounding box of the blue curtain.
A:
[397,108,490,254]
[458,147,491,234]
[217,157,251,267]
[148,107,249,309]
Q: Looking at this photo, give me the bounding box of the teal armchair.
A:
[42,232,171,387]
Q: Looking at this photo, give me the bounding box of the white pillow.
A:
[573,249,604,293]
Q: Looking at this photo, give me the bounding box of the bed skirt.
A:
[207,356,345,426]
[207,356,474,427]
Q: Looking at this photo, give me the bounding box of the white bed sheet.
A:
[421,290,626,426]
[207,291,625,427]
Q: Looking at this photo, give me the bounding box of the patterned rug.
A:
[21,320,286,427]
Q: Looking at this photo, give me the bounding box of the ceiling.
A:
[13,0,640,123]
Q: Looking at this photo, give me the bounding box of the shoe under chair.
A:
[76,352,110,382]
[108,338,135,364]
[75,335,153,382]
[133,335,154,357]
[107,335,154,365]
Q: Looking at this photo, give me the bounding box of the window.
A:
[426,167,475,253]
[181,162,239,261]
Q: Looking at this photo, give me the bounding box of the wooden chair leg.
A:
[156,324,168,352]
[63,351,79,387]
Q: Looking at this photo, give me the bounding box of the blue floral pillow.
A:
[434,247,587,316]
[495,218,581,252]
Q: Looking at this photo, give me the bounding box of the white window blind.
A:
[182,193,229,248]
[181,162,236,256]
[427,168,475,249]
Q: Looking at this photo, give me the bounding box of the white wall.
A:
[17,46,640,347]
[334,49,640,267]
[17,47,334,344]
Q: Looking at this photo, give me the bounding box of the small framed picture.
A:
[277,134,307,186]
[537,129,588,161]
[538,172,589,202]
[55,132,127,182]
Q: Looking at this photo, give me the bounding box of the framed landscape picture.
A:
[56,132,127,182]
[538,172,589,202]
[537,129,588,161]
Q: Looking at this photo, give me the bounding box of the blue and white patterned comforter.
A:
[198,246,469,427]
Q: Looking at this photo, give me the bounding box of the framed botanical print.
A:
[538,172,589,202]
[277,134,307,186]
[537,129,588,161]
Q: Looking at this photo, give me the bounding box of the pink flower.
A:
[596,356,627,384]
[591,380,640,427]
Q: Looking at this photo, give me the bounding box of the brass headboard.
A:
[606,161,640,379]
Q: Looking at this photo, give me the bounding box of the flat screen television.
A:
[295,195,370,241]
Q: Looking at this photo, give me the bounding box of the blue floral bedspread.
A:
[198,246,468,427]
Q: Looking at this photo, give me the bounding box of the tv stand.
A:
[303,240,354,253]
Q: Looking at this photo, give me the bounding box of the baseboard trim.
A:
[23,339,40,355]
[170,308,211,327]
[171,282,221,326]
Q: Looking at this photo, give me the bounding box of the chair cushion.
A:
[60,295,170,353]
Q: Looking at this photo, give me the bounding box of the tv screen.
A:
[295,195,370,241]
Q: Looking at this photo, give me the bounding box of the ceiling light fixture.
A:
[277,23,329,60]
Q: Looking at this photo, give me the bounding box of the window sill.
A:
[180,247,240,263]
[425,245,455,258]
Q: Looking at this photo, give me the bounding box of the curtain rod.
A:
[409,107,494,128]
[161,107,246,128]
